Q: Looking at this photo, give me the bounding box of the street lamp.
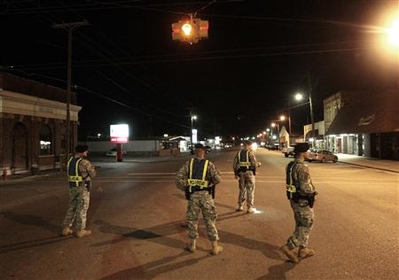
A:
[387,17,399,89]
[190,114,197,151]
[295,92,315,146]
[271,122,280,149]
[279,115,291,147]
[388,18,399,47]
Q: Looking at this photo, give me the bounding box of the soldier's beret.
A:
[75,145,89,153]
[294,142,310,153]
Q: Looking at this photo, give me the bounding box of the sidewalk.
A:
[336,153,399,173]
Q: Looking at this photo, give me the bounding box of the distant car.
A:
[105,148,127,156]
[282,146,295,157]
[307,149,338,163]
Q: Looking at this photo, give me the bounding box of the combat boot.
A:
[280,245,299,263]
[211,241,223,255]
[187,239,196,253]
[236,205,244,212]
[247,207,257,214]
[298,247,315,258]
[75,229,91,238]
[61,226,73,236]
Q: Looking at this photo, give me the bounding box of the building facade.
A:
[0,73,81,174]
[324,89,399,160]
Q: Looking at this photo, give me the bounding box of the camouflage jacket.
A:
[175,157,222,191]
[286,158,315,195]
[232,149,258,173]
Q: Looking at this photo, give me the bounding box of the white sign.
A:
[110,124,129,143]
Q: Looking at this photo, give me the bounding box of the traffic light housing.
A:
[172,18,209,44]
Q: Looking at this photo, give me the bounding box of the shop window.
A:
[40,125,52,155]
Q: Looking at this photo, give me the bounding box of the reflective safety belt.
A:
[187,158,209,192]
[67,157,83,187]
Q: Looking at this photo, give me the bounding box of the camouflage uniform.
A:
[175,157,222,241]
[285,158,316,249]
[233,148,259,210]
[63,156,96,231]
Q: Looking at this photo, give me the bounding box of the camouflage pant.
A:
[237,171,256,208]
[63,186,90,230]
[187,190,219,241]
[286,199,314,248]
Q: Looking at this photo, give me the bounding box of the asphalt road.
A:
[0,148,398,280]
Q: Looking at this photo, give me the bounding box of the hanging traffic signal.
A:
[171,17,209,44]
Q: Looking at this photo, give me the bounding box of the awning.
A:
[326,89,399,135]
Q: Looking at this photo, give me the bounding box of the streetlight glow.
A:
[295,93,304,101]
[292,88,315,146]
[182,23,193,36]
[388,18,399,47]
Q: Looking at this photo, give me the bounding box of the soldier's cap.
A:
[243,140,253,146]
[294,142,310,153]
[75,144,89,153]
[194,143,206,150]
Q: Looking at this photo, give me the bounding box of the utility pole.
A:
[307,71,316,147]
[53,20,89,169]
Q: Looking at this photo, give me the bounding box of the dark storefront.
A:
[326,89,399,160]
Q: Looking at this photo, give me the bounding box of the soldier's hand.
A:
[257,162,261,167]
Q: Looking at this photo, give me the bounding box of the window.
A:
[39,125,52,155]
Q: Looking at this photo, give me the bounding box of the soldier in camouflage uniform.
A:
[233,140,261,213]
[61,144,97,238]
[175,143,223,255]
[280,142,317,263]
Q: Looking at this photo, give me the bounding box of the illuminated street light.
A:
[271,122,280,148]
[388,18,399,48]
[387,17,399,89]
[294,92,315,145]
[279,115,292,147]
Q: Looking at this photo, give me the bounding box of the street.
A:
[0,148,398,280]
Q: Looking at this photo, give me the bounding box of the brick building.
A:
[0,73,81,175]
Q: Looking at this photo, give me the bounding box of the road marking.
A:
[127,171,236,175]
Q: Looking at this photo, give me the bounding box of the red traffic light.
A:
[171,18,209,44]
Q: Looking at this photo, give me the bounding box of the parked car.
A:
[105,148,127,156]
[307,149,338,163]
[282,146,295,157]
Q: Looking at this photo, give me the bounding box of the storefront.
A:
[325,89,399,160]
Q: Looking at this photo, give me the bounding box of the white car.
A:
[105,148,126,156]
[307,150,338,163]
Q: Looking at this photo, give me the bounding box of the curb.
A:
[338,160,398,173]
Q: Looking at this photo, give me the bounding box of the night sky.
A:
[1,0,398,140]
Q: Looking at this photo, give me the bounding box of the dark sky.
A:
[1,0,398,140]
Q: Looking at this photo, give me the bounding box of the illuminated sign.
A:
[110,124,129,143]
[192,129,198,144]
